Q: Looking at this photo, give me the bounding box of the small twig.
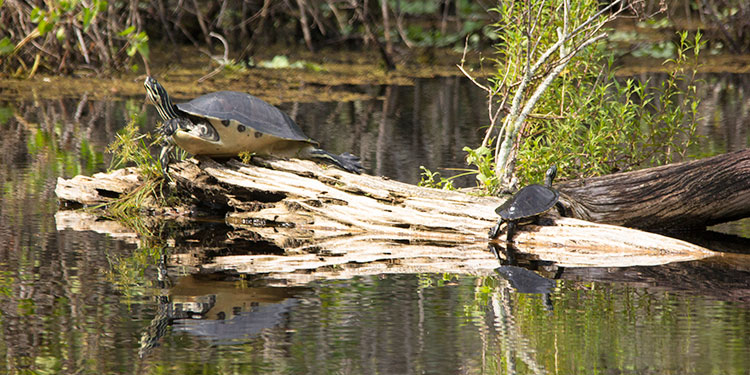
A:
[74,93,89,122]
[393,3,414,48]
[89,22,111,67]
[349,0,395,70]
[141,51,151,77]
[380,0,392,56]
[527,0,547,59]
[12,28,41,58]
[214,0,229,28]
[457,37,491,93]
[27,53,41,79]
[210,32,229,63]
[458,35,504,149]
[75,27,90,64]
[197,32,230,83]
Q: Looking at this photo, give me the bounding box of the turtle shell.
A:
[176,91,316,144]
[495,184,559,221]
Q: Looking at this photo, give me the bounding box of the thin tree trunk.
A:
[296,0,315,52]
[381,0,393,56]
[191,0,212,46]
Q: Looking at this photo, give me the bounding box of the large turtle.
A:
[489,165,560,242]
[144,76,362,174]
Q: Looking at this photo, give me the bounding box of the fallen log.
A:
[557,149,750,230]
[54,156,716,280]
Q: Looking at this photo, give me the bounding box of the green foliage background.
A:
[448,0,704,190]
[0,0,495,76]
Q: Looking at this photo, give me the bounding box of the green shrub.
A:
[453,0,702,192]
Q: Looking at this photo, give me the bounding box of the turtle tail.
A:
[309,148,363,174]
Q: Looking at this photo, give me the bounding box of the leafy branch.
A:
[460,0,630,190]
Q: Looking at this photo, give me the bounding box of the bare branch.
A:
[198,32,231,83]
[527,0,623,78]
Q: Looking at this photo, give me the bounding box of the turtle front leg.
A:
[158,118,180,137]
[505,221,517,243]
[156,119,183,177]
[158,143,174,177]
[488,219,504,239]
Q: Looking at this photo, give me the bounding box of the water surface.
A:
[1,74,749,374]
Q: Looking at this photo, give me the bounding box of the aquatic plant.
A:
[107,117,162,180]
[104,116,174,219]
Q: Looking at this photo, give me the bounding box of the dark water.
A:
[1,75,750,374]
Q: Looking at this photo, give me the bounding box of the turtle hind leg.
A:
[554,201,567,217]
[307,148,364,174]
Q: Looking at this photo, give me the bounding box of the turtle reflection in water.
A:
[144,76,363,175]
[489,165,561,242]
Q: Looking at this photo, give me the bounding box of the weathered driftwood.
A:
[558,149,750,229]
[54,156,716,281]
[56,167,144,206]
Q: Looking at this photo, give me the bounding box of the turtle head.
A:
[144,76,178,121]
[544,165,557,187]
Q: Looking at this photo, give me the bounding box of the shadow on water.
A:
[1,73,750,373]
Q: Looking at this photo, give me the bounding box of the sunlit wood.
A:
[55,156,716,283]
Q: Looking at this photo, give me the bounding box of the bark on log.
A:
[557,149,750,230]
[54,156,716,281]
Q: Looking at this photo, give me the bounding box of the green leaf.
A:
[59,0,74,12]
[55,27,65,42]
[0,106,14,125]
[136,39,149,59]
[0,37,14,55]
[123,31,150,59]
[119,25,135,37]
[81,8,94,32]
[37,20,53,35]
[30,7,43,23]
[134,31,148,43]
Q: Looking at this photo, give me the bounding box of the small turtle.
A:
[489,165,560,242]
[144,76,363,175]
